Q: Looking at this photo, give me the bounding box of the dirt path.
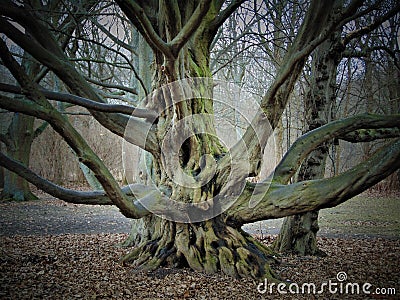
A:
[0,198,131,236]
[0,193,399,238]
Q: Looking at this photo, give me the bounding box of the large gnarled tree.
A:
[0,0,399,280]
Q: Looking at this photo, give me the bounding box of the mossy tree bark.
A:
[0,0,99,201]
[0,53,43,201]
[273,32,343,255]
[117,0,280,279]
[122,215,277,279]
[1,112,37,201]
[1,0,400,281]
[116,0,365,279]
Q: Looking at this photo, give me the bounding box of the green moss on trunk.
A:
[122,216,279,280]
[2,113,37,202]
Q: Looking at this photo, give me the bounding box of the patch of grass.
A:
[319,195,400,238]
[244,194,400,239]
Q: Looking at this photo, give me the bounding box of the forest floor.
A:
[0,188,399,299]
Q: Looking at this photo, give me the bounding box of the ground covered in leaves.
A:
[0,191,399,299]
[1,234,399,299]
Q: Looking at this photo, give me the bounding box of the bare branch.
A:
[273,114,400,184]
[33,121,49,139]
[217,0,345,180]
[84,76,138,95]
[169,0,212,56]
[117,0,212,59]
[0,150,113,205]
[209,0,247,37]
[227,138,400,226]
[342,2,400,46]
[0,17,123,125]
[342,46,400,71]
[0,0,65,57]
[0,150,153,217]
[340,128,400,143]
[62,33,148,95]
[0,93,150,218]
[90,18,138,55]
[0,13,158,152]
[115,0,173,58]
[0,83,157,119]
[0,41,149,219]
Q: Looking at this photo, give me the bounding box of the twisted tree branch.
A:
[0,150,152,217]
[273,114,400,184]
[227,138,400,226]
[0,40,150,219]
[169,0,212,56]
[0,83,157,119]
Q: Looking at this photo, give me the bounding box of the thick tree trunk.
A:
[117,1,284,279]
[273,211,324,256]
[1,52,46,201]
[272,142,329,255]
[273,32,342,255]
[116,0,346,278]
[1,113,37,201]
[122,215,278,279]
[124,88,279,278]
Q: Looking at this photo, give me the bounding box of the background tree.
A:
[272,31,341,256]
[0,0,102,199]
[210,0,400,255]
[0,0,399,280]
[271,0,400,255]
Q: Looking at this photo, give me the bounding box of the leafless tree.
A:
[0,0,399,279]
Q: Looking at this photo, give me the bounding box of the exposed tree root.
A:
[273,211,327,257]
[121,216,280,280]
